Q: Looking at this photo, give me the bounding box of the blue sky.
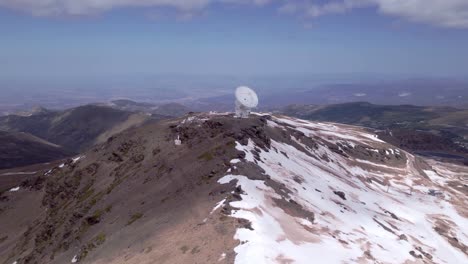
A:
[1,0,468,81]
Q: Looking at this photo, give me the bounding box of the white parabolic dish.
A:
[235,86,258,108]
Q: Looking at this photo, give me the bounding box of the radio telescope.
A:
[235,86,258,118]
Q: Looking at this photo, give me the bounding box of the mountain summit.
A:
[1,113,466,264]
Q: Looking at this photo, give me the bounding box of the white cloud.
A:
[278,0,371,17]
[1,0,468,28]
[0,1,183,16]
[374,0,468,28]
[0,0,261,16]
[354,93,367,97]
[398,92,412,97]
[221,0,271,6]
[278,0,468,28]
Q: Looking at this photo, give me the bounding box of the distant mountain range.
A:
[301,79,468,107]
[2,78,466,117]
[184,79,468,112]
[281,102,468,162]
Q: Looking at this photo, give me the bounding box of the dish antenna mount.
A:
[235,86,258,118]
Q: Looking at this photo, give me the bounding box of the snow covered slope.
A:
[218,115,467,264]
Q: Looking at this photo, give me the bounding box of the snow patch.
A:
[230,159,241,164]
[218,252,226,261]
[210,199,226,215]
[72,156,84,163]
[9,186,20,192]
[181,116,195,124]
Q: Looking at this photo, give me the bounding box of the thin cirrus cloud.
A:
[0,0,271,16]
[279,0,468,29]
[0,0,213,16]
[0,0,467,29]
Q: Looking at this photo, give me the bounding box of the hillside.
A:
[0,131,72,169]
[282,102,468,162]
[0,105,153,153]
[0,113,466,264]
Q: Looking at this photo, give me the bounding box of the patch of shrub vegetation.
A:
[89,191,105,207]
[198,151,213,161]
[226,140,236,148]
[106,174,130,194]
[126,212,143,226]
[78,183,95,203]
[78,232,107,260]
[76,221,90,240]
[95,233,106,245]
[180,245,189,254]
[191,246,200,254]
[199,174,215,185]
